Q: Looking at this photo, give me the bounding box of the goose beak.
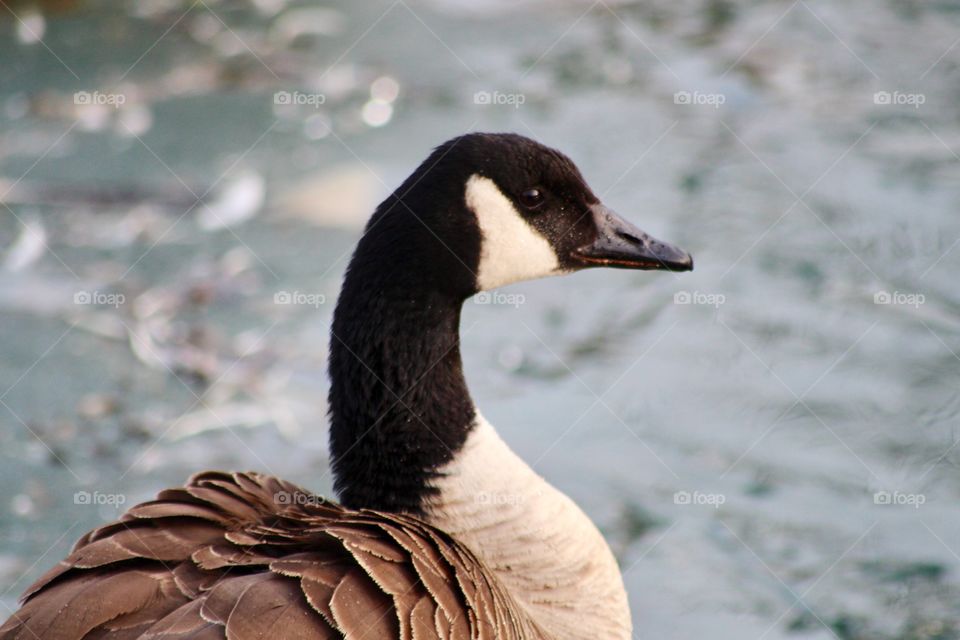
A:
[572,204,694,272]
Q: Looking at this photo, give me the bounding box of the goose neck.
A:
[328,266,475,513]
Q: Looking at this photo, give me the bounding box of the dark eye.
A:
[519,187,545,209]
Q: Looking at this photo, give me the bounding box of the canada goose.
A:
[1,132,692,640]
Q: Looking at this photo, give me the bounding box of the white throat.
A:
[465,174,563,291]
[426,415,632,640]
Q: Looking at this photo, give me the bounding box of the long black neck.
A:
[328,155,481,514]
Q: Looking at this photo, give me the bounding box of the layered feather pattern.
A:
[0,472,545,640]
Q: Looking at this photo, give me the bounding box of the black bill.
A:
[572,204,693,272]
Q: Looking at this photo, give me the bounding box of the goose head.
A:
[352,132,692,301]
[458,133,693,291]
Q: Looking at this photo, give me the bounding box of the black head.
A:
[357,132,692,300]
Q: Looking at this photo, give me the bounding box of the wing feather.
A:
[329,567,399,638]
[0,471,544,640]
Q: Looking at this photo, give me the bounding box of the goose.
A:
[1,132,692,640]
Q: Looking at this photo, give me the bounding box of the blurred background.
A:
[1,0,959,637]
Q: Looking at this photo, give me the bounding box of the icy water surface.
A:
[1,1,960,638]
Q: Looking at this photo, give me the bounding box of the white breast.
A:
[426,415,632,640]
[465,175,563,291]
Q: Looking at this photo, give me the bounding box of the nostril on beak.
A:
[615,230,644,245]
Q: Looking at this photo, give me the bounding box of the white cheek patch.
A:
[465,174,561,291]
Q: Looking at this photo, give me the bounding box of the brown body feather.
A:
[0,472,546,640]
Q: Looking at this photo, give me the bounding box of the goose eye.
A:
[519,188,545,209]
